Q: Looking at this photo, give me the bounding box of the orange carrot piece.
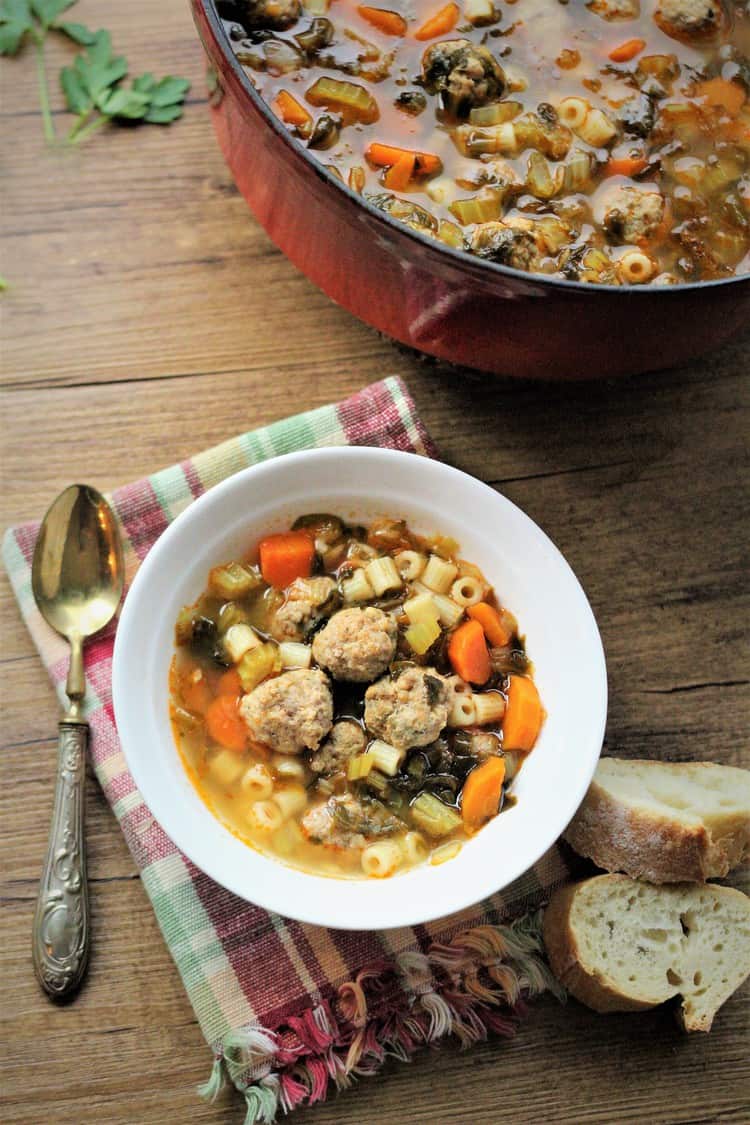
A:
[366,142,443,176]
[695,78,746,118]
[205,694,248,753]
[604,156,649,178]
[448,619,491,685]
[461,756,506,830]
[415,1,459,41]
[502,675,543,751]
[383,153,415,190]
[357,5,407,35]
[273,90,312,129]
[259,531,315,589]
[217,667,243,697]
[608,38,646,63]
[467,603,514,647]
[181,673,213,716]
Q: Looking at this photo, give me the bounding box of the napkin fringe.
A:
[200,910,563,1122]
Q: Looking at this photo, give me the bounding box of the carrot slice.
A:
[272,90,312,129]
[366,142,443,176]
[604,156,649,178]
[357,5,407,35]
[467,603,514,648]
[217,667,243,697]
[461,756,506,830]
[415,2,459,41]
[502,675,543,751]
[383,153,415,190]
[608,38,646,63]
[695,78,746,118]
[205,694,248,753]
[448,619,491,685]
[259,531,314,589]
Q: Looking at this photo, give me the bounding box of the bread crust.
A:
[542,880,658,1014]
[564,760,750,883]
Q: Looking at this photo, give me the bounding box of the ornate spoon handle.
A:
[32,721,90,999]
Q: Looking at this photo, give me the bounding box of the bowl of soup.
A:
[190,0,750,378]
[113,447,607,928]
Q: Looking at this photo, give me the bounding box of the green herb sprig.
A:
[0,0,190,144]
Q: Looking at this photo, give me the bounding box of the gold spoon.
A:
[31,484,124,999]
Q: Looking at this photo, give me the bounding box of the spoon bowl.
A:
[32,484,124,643]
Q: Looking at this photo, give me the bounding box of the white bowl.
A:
[113,447,606,929]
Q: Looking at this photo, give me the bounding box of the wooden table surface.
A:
[1,3,748,1122]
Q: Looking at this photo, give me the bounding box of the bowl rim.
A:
[196,0,749,298]
[113,446,608,929]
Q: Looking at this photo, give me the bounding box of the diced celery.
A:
[237,642,281,692]
[526,151,557,200]
[347,751,375,780]
[450,192,502,226]
[175,606,197,645]
[405,617,441,656]
[364,769,390,796]
[306,77,379,124]
[410,793,462,838]
[469,101,522,127]
[563,150,594,193]
[404,592,439,626]
[208,561,262,600]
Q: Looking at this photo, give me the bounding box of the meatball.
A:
[308,719,367,776]
[616,94,656,139]
[301,793,400,848]
[312,606,397,682]
[602,185,665,243]
[240,668,333,755]
[654,0,725,40]
[235,0,301,29]
[421,39,506,118]
[269,576,337,642]
[587,0,640,19]
[469,222,545,272]
[364,666,450,751]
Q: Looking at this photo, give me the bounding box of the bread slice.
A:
[543,875,750,1031]
[564,758,750,883]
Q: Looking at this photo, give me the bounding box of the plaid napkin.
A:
[4,377,573,1123]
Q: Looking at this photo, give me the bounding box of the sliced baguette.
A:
[564,758,750,883]
[543,874,750,1031]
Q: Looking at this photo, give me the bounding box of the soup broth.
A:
[170,514,543,879]
[218,0,750,284]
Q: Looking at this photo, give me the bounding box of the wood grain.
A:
[1,2,749,1122]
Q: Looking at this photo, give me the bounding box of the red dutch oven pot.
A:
[191,0,750,380]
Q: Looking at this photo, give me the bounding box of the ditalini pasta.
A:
[170,513,544,878]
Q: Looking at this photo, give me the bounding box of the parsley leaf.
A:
[57,20,95,45]
[0,0,35,55]
[2,0,190,143]
[30,0,75,29]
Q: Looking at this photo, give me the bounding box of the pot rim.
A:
[197,0,750,298]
